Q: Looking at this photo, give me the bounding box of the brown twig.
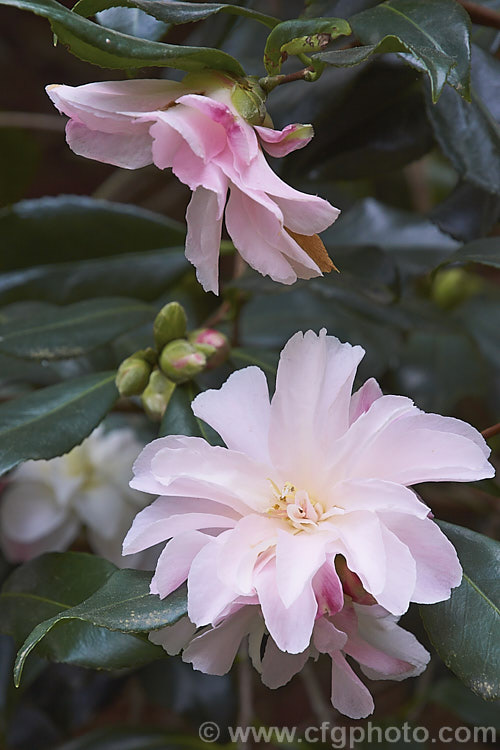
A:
[458,0,500,30]
[482,422,500,440]
[259,66,317,92]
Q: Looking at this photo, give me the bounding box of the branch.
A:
[458,0,500,30]
[482,422,500,440]
[259,66,317,92]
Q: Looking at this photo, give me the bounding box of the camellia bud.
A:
[115,349,155,397]
[153,302,187,352]
[159,339,207,384]
[231,77,268,126]
[189,328,230,369]
[141,369,176,421]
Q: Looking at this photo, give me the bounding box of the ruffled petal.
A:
[65,120,153,169]
[192,367,271,464]
[255,123,314,158]
[255,558,317,654]
[47,79,184,121]
[349,378,383,425]
[355,604,430,680]
[149,616,197,655]
[150,530,210,598]
[187,536,238,626]
[122,496,237,555]
[185,187,224,294]
[183,606,259,675]
[260,637,309,688]
[269,330,364,490]
[382,514,462,603]
[275,528,327,607]
[330,651,374,719]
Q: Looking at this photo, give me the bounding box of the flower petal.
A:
[330,651,374,719]
[255,123,314,158]
[149,616,197,655]
[185,187,224,294]
[260,637,309,688]
[65,120,153,169]
[382,513,462,603]
[192,366,271,464]
[269,330,364,489]
[349,378,383,425]
[122,495,238,555]
[275,528,327,607]
[183,606,258,675]
[150,530,210,598]
[187,536,238,626]
[255,558,317,653]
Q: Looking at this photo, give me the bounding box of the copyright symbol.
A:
[199,722,220,743]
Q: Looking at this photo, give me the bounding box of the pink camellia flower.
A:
[150,600,430,719]
[123,329,493,714]
[46,73,339,294]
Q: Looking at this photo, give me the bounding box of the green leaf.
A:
[0,249,189,306]
[0,196,185,271]
[438,238,500,270]
[420,521,500,701]
[0,371,118,477]
[12,565,186,685]
[426,45,500,194]
[335,0,472,101]
[313,35,413,68]
[282,61,433,180]
[0,553,165,682]
[456,296,500,371]
[0,298,154,360]
[74,0,278,29]
[263,17,351,75]
[0,0,245,73]
[160,382,224,445]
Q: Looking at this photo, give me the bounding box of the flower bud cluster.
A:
[115,302,230,421]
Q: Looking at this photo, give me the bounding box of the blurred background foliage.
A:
[0,0,499,747]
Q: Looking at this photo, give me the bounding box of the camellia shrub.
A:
[0,0,499,748]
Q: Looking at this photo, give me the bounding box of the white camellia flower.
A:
[0,426,152,568]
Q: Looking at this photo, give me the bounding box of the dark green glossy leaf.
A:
[0,372,117,476]
[0,553,164,683]
[438,238,500,270]
[74,0,278,29]
[0,298,154,360]
[420,521,500,700]
[0,0,245,73]
[14,567,186,685]
[160,382,224,445]
[325,198,459,279]
[283,62,433,180]
[429,181,500,243]
[456,296,500,371]
[0,249,189,306]
[315,35,411,68]
[263,17,351,75]
[340,0,471,101]
[0,196,185,271]
[426,45,500,194]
